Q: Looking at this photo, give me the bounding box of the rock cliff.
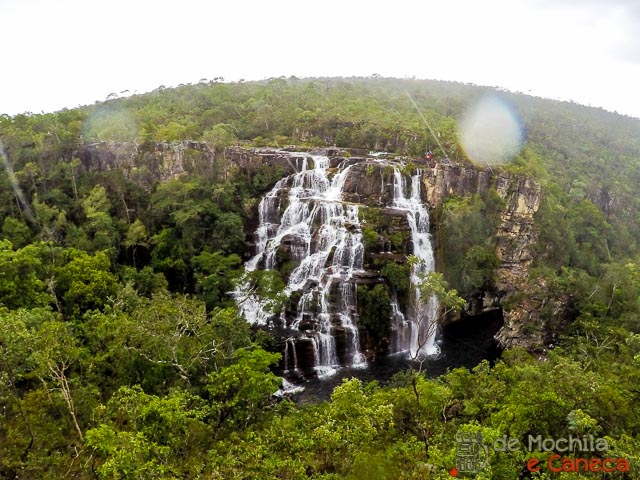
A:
[76,141,216,189]
[75,142,549,351]
[421,158,541,293]
[419,158,551,349]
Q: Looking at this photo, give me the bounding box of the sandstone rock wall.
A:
[421,158,541,293]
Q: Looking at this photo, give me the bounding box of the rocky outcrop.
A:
[75,142,363,189]
[494,278,571,350]
[225,146,315,178]
[77,142,140,172]
[341,161,396,207]
[491,177,555,350]
[492,175,541,293]
[420,158,541,294]
[421,158,493,206]
[420,158,546,349]
[76,141,217,189]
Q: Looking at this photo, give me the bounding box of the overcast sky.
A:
[1,0,639,118]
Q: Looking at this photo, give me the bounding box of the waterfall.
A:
[390,292,410,353]
[236,153,367,377]
[283,337,299,373]
[391,167,440,358]
[237,152,441,380]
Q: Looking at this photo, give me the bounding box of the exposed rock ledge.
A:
[421,158,541,295]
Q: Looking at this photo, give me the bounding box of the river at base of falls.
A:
[282,308,504,403]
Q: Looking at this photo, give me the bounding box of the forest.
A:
[1,76,640,478]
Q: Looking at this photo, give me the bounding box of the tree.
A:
[311,378,394,472]
[202,123,237,180]
[30,319,85,440]
[86,386,211,479]
[206,348,281,430]
[193,251,242,310]
[82,185,117,253]
[357,283,392,342]
[235,269,287,318]
[53,249,119,316]
[123,218,148,267]
[1,217,31,248]
[33,196,68,244]
[0,309,37,465]
[0,240,52,310]
[409,257,464,363]
[439,191,503,295]
[203,123,237,153]
[83,106,139,141]
[117,292,219,387]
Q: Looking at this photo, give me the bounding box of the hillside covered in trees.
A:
[1,77,640,478]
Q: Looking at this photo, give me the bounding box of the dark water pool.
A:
[288,308,504,403]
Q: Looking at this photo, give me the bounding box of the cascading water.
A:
[237,152,441,381]
[391,167,440,358]
[236,153,367,378]
[283,337,298,374]
[389,292,409,353]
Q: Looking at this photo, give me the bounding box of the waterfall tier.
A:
[391,167,440,359]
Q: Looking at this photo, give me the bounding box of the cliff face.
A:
[421,158,541,294]
[77,141,216,189]
[76,142,331,190]
[420,159,553,349]
[76,143,549,350]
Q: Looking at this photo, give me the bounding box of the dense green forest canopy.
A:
[1,77,640,478]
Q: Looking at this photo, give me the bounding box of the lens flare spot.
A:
[83,106,138,142]
[459,94,524,166]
